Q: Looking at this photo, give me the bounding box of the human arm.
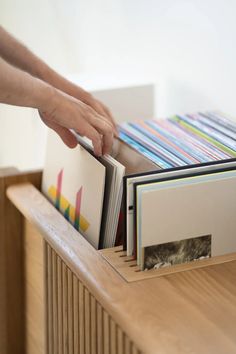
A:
[0,26,117,133]
[0,56,113,155]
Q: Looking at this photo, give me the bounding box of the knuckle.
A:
[78,126,86,136]
[102,121,113,133]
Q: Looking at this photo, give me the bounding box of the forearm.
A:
[0,56,114,155]
[0,26,116,144]
[0,26,89,99]
[0,56,54,110]
[0,26,117,131]
[0,26,52,79]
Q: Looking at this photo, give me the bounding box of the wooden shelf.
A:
[100,246,236,282]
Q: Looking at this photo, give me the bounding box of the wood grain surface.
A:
[0,169,41,354]
[100,246,236,282]
[23,221,45,354]
[7,182,236,354]
[0,171,7,354]
[0,168,19,354]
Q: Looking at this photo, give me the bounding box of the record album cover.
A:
[42,131,106,249]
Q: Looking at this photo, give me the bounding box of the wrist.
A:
[40,69,92,104]
[34,79,58,112]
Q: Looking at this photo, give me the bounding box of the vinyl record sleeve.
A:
[133,165,236,264]
[124,159,236,255]
[42,130,106,249]
[73,134,125,248]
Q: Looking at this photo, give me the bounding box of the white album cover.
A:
[42,130,106,249]
[136,169,236,269]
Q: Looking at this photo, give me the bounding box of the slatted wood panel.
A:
[45,243,142,354]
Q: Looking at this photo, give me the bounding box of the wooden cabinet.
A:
[1,169,236,354]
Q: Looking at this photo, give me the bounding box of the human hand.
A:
[39,88,114,156]
[45,75,118,136]
[0,26,117,140]
[80,92,118,136]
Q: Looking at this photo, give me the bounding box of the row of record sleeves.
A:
[118,111,236,270]
[118,111,236,169]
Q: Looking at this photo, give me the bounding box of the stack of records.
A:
[119,111,236,270]
[119,111,236,168]
[42,110,236,272]
[42,131,125,250]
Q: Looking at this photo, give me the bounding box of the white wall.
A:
[1,0,236,170]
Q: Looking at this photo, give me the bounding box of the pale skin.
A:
[0,26,117,156]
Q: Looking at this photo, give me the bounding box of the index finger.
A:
[78,119,103,156]
[88,113,114,155]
